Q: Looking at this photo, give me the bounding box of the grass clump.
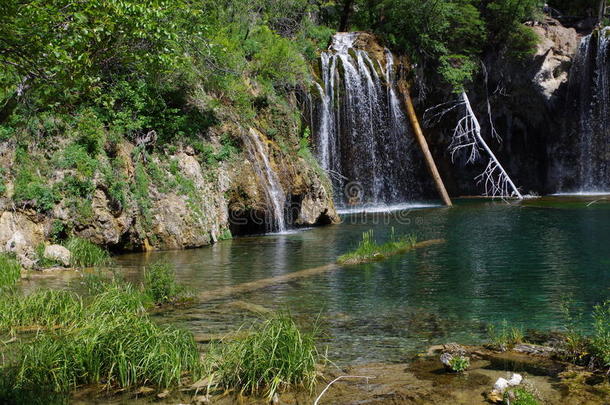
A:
[449,356,470,373]
[0,253,21,290]
[337,229,417,265]
[3,314,201,395]
[0,290,83,332]
[143,261,188,305]
[487,320,524,349]
[591,300,610,368]
[209,313,318,400]
[65,237,110,267]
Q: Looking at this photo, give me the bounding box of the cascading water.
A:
[556,28,610,193]
[312,32,426,208]
[244,128,286,232]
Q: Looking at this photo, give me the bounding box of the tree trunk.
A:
[339,0,354,32]
[397,79,453,207]
[599,0,607,25]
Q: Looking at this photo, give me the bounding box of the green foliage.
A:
[209,312,318,400]
[337,229,417,265]
[449,355,470,373]
[143,262,188,305]
[0,254,20,291]
[503,387,541,405]
[1,313,201,395]
[64,237,110,268]
[486,320,524,348]
[12,168,58,212]
[0,290,83,332]
[591,300,610,368]
[558,297,590,363]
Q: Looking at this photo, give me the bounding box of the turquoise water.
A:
[112,197,610,364]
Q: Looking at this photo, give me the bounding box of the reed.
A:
[0,289,83,332]
[0,253,20,290]
[64,237,110,268]
[2,313,201,395]
[143,261,188,304]
[209,312,318,400]
[337,229,417,265]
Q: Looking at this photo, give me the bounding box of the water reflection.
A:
[104,198,610,363]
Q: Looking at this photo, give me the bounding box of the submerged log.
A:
[198,239,445,302]
[397,79,453,207]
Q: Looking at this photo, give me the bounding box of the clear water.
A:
[95,197,609,364]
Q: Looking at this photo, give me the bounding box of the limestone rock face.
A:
[531,18,580,102]
[44,244,71,267]
[0,119,338,262]
[0,212,45,268]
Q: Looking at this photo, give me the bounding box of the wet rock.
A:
[514,343,555,356]
[440,352,454,369]
[44,244,71,267]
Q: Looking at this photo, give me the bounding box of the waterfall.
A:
[244,128,286,232]
[558,28,610,193]
[312,33,424,208]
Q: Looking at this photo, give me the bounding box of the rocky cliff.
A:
[0,107,338,268]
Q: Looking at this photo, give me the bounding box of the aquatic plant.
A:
[208,312,318,399]
[64,237,110,268]
[86,281,150,317]
[0,289,83,332]
[558,297,590,364]
[449,355,470,373]
[143,261,188,304]
[503,387,540,405]
[487,320,524,349]
[337,229,417,265]
[0,253,20,290]
[591,300,610,368]
[1,313,201,396]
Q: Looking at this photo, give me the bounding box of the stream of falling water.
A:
[244,128,286,232]
[559,27,610,193]
[313,33,426,208]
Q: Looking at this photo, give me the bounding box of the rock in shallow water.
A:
[44,244,71,267]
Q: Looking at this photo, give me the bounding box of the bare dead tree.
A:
[425,92,523,199]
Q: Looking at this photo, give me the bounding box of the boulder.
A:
[4,230,37,269]
[44,244,71,267]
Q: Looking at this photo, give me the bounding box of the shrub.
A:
[0,253,20,290]
[64,237,110,268]
[449,356,470,373]
[209,313,318,400]
[143,261,187,304]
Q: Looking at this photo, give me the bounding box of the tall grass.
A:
[143,261,188,304]
[0,253,20,290]
[209,313,318,400]
[591,300,610,368]
[3,314,201,394]
[64,237,110,267]
[337,229,417,265]
[0,289,83,332]
[486,319,524,349]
